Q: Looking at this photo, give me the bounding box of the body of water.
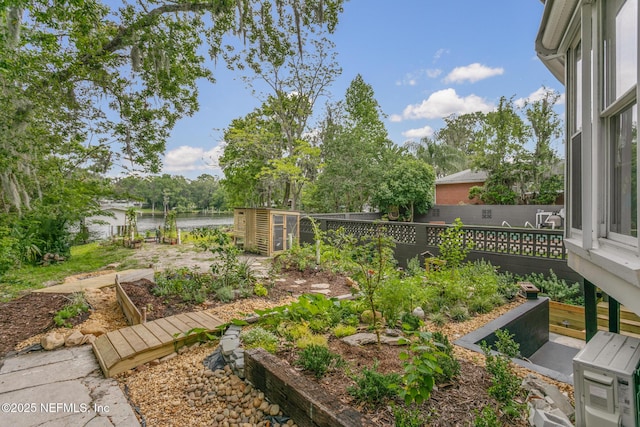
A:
[136,212,234,233]
[88,212,234,240]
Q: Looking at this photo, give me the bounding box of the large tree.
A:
[0,0,343,266]
[371,156,435,222]
[1,0,343,214]
[310,74,393,212]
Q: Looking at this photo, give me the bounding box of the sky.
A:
[160,0,564,179]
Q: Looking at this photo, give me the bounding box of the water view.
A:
[136,212,234,232]
[88,212,234,240]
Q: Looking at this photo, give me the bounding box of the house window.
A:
[569,40,583,230]
[604,0,637,109]
[603,0,638,241]
[609,104,637,238]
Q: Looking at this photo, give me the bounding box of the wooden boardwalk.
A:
[92,311,224,378]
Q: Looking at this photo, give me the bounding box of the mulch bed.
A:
[119,268,355,322]
[277,336,526,426]
[0,293,88,358]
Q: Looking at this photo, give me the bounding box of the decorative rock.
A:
[41,332,65,350]
[310,283,330,289]
[81,334,96,345]
[360,310,384,325]
[269,404,280,416]
[412,307,425,319]
[64,330,85,347]
[345,277,359,288]
[80,325,107,337]
[341,332,405,347]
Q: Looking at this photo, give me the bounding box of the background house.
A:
[435,169,488,205]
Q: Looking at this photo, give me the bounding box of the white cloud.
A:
[433,48,449,61]
[444,63,504,84]
[164,144,224,173]
[398,88,494,120]
[514,87,566,108]
[426,69,442,78]
[402,126,434,139]
[389,114,403,122]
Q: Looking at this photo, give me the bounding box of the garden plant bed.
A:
[118,269,354,322]
[0,241,576,426]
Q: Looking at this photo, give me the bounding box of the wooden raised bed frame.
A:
[115,274,146,325]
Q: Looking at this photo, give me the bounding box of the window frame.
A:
[600,0,639,247]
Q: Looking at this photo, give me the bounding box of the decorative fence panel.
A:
[300,217,579,282]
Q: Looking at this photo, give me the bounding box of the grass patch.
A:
[0,241,132,301]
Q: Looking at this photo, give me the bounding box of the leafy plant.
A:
[473,406,501,427]
[524,270,583,305]
[437,218,474,271]
[348,223,396,346]
[152,267,208,303]
[295,344,344,378]
[480,330,525,420]
[448,305,470,322]
[401,312,422,331]
[332,324,357,338]
[347,361,400,405]
[215,286,235,302]
[398,331,442,405]
[253,282,268,297]
[393,405,424,427]
[240,327,279,354]
[429,311,446,327]
[432,332,460,384]
[296,334,328,349]
[53,292,89,327]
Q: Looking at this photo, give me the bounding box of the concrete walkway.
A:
[0,345,139,426]
[33,269,154,294]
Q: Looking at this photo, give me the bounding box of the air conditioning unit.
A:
[573,331,640,427]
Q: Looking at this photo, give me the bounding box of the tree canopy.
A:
[1,0,344,214]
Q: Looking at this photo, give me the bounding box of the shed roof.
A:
[435,169,488,185]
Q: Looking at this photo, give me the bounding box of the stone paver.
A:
[0,346,139,426]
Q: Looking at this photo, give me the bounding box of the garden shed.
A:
[232,208,300,256]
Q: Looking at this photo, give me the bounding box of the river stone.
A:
[41,332,65,350]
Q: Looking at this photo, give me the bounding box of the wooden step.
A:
[93,311,224,378]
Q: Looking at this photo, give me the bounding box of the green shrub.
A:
[296,334,327,349]
[448,305,469,322]
[347,362,400,405]
[524,270,583,305]
[295,344,344,378]
[253,282,268,297]
[429,311,446,327]
[53,292,89,327]
[401,312,422,331]
[432,332,460,384]
[332,324,357,338]
[215,286,235,302]
[469,295,494,315]
[494,329,520,358]
[474,406,501,427]
[398,331,442,405]
[393,405,424,427]
[437,218,474,270]
[480,330,525,420]
[240,327,279,353]
[152,267,209,303]
[277,321,312,341]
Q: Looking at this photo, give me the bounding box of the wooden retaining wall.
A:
[245,349,375,427]
[115,274,146,325]
[549,301,640,341]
